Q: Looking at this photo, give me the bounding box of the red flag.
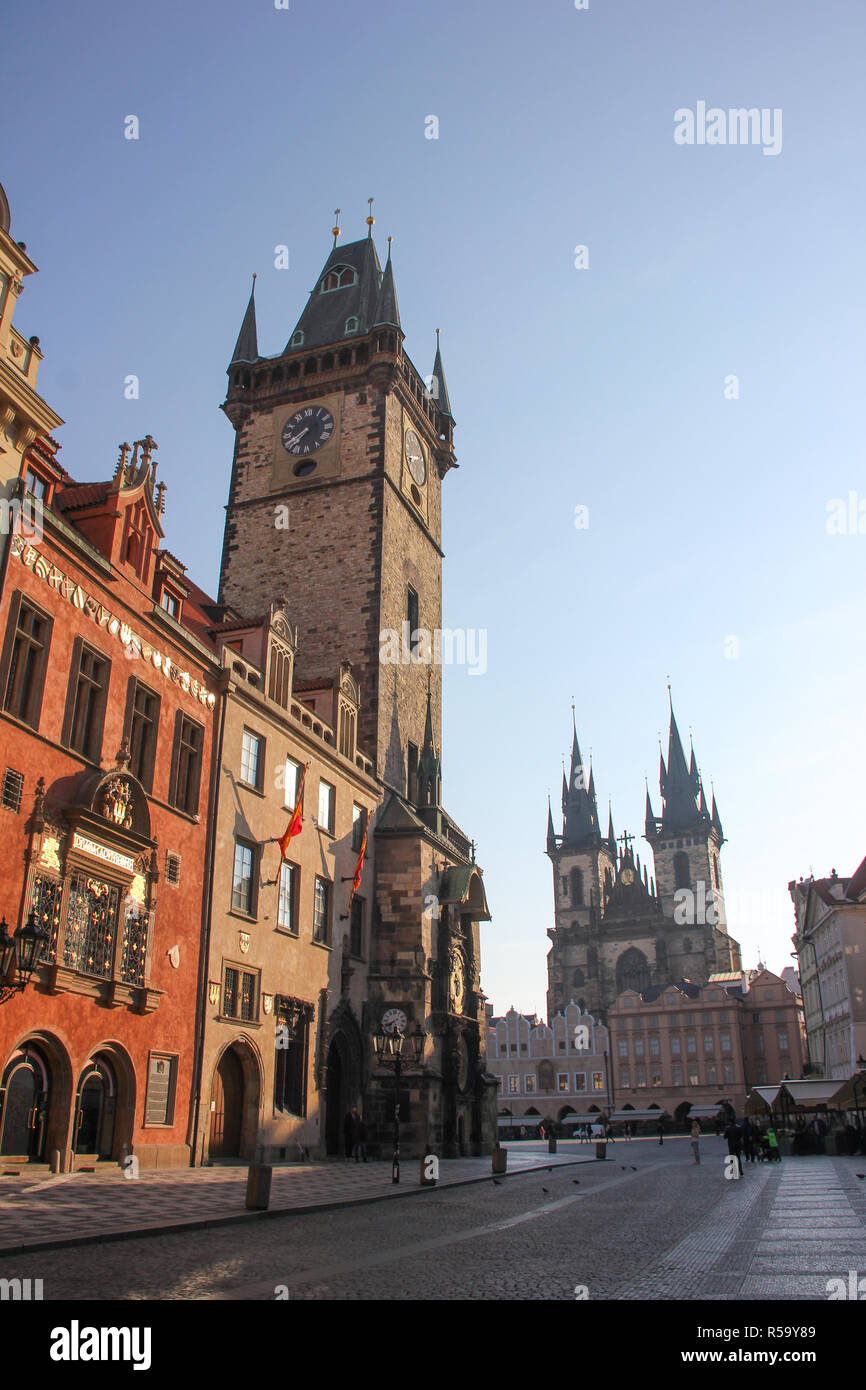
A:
[348,813,369,906]
[278,762,308,860]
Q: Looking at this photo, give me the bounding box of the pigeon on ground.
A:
[492,1178,503,1186]
[572,1179,580,1185]
[857,1174,865,1180]
[621,1165,627,1170]
[631,1166,637,1171]
[542,1186,549,1193]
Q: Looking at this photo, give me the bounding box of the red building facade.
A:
[0,434,220,1169]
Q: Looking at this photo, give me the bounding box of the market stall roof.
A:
[609,1109,669,1121]
[687,1105,726,1117]
[781,1080,848,1106]
[749,1085,782,1108]
[561,1114,608,1124]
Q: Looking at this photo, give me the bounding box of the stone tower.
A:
[546,701,741,1022]
[219,223,453,791]
[218,218,497,1158]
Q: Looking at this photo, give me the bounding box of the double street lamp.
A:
[0,911,49,1003]
[372,1023,427,1185]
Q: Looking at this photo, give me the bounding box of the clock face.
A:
[281,405,335,456]
[449,954,465,1015]
[382,1007,408,1036]
[621,868,635,886]
[405,428,426,485]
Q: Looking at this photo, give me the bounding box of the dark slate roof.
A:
[286,237,387,352]
[372,255,400,329]
[659,703,707,833]
[230,280,259,366]
[562,721,601,847]
[431,340,453,418]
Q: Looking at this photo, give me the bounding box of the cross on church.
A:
[617,830,634,856]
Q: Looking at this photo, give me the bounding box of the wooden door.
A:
[210,1049,243,1158]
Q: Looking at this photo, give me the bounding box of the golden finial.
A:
[332,209,341,248]
[366,197,375,236]
[386,234,392,261]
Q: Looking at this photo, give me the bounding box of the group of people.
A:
[343,1105,368,1162]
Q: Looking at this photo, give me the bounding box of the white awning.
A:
[609,1109,667,1120]
[781,1080,847,1105]
[750,1085,781,1107]
[687,1105,726,1117]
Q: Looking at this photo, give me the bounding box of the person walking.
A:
[767,1126,781,1163]
[344,1105,359,1161]
[724,1117,744,1177]
[741,1117,757,1164]
[657,1117,665,1146]
[624,1122,632,1144]
[690,1119,701,1164]
[353,1113,368,1163]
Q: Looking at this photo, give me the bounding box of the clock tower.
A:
[218,215,497,1159]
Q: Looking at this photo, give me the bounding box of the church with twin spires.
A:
[545,702,742,1025]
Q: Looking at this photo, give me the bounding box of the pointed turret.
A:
[607,804,616,857]
[645,785,657,838]
[229,277,258,366]
[431,330,453,420]
[658,701,706,833]
[711,792,724,840]
[562,716,601,846]
[372,248,401,330]
[546,797,557,855]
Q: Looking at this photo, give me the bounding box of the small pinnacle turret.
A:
[229,276,258,367]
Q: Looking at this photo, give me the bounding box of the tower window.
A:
[320,265,357,293]
[407,586,419,642]
[712,853,720,889]
[290,330,304,347]
[268,645,291,708]
[345,316,359,334]
[570,867,584,905]
[673,851,691,889]
[24,468,47,500]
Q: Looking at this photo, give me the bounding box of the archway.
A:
[208,1040,262,1160]
[73,1056,117,1157]
[325,1035,349,1156]
[0,1045,51,1159]
[616,946,651,995]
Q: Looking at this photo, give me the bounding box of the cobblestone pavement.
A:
[2,1137,863,1300]
[0,1141,586,1254]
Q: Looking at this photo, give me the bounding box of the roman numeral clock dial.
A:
[281,406,334,456]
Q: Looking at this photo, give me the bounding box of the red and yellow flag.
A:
[278,762,308,860]
[348,813,369,906]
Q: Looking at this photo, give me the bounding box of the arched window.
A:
[573,967,585,988]
[290,329,304,347]
[712,853,720,889]
[616,947,650,995]
[345,316,359,334]
[674,851,691,889]
[586,946,598,978]
[268,645,291,709]
[570,867,584,905]
[320,265,357,293]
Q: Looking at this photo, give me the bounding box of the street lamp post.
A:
[0,911,49,1002]
[372,1024,427,1184]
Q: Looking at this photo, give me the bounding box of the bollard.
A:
[246,1162,272,1210]
[548,1136,557,1155]
[492,1146,508,1174]
[49,1148,61,1175]
[595,1141,607,1161]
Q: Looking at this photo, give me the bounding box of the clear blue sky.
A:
[4,1,865,1017]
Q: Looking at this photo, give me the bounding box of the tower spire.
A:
[229,274,258,367]
[431,328,453,420]
[366,197,375,238]
[332,208,341,249]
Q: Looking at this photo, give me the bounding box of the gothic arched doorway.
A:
[74,1056,117,1157]
[210,1047,244,1158]
[0,1043,51,1160]
[325,1036,348,1156]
